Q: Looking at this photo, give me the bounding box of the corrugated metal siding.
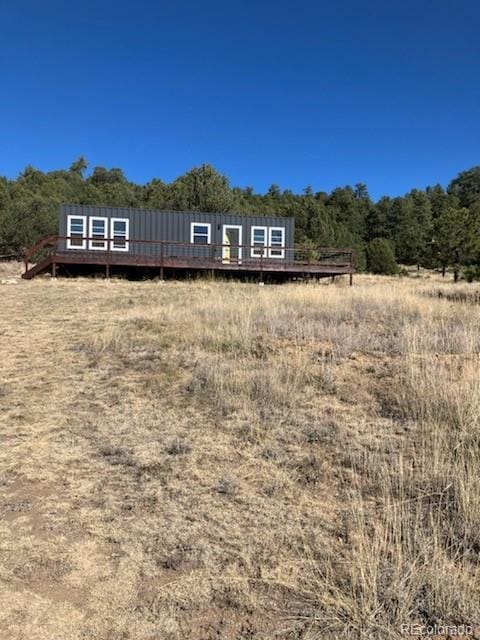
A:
[59,204,294,261]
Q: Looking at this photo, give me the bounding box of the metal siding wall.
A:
[59,205,67,251]
[58,205,295,260]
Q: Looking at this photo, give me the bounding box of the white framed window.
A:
[88,216,108,250]
[251,226,267,257]
[67,215,87,249]
[110,218,129,251]
[269,227,285,258]
[191,222,211,245]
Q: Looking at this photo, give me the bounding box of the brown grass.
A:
[1,272,479,639]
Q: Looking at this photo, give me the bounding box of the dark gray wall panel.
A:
[59,204,294,261]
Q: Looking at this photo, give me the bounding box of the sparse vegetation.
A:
[1,269,480,639]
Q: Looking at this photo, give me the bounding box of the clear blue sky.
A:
[1,0,479,200]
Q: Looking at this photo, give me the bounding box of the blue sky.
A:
[1,0,479,200]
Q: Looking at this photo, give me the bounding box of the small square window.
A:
[270,229,283,243]
[253,230,265,243]
[191,223,211,245]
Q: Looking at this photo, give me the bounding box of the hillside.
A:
[1,271,479,639]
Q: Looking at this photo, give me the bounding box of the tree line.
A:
[1,157,479,278]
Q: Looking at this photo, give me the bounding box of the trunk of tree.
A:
[442,265,446,277]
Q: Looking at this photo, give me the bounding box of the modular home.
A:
[23,204,354,281]
[59,204,294,263]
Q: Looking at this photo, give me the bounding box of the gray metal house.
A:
[22,204,354,281]
[58,204,294,263]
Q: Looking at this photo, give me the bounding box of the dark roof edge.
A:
[60,203,293,221]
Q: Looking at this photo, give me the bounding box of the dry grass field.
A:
[1,264,480,639]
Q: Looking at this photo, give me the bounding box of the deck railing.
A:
[24,235,354,275]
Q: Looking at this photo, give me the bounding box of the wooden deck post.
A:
[105,263,110,279]
[52,261,56,278]
[349,273,353,286]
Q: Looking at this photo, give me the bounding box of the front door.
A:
[222,225,242,264]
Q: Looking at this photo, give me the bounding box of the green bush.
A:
[366,238,399,275]
[462,265,480,282]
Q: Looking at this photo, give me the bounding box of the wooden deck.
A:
[22,236,355,282]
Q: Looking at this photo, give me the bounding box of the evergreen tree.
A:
[447,166,480,208]
[169,164,234,212]
[433,206,478,280]
[367,196,390,240]
[69,156,88,177]
[326,186,366,237]
[366,238,398,275]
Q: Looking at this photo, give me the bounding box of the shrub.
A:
[366,238,399,275]
[462,265,480,282]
